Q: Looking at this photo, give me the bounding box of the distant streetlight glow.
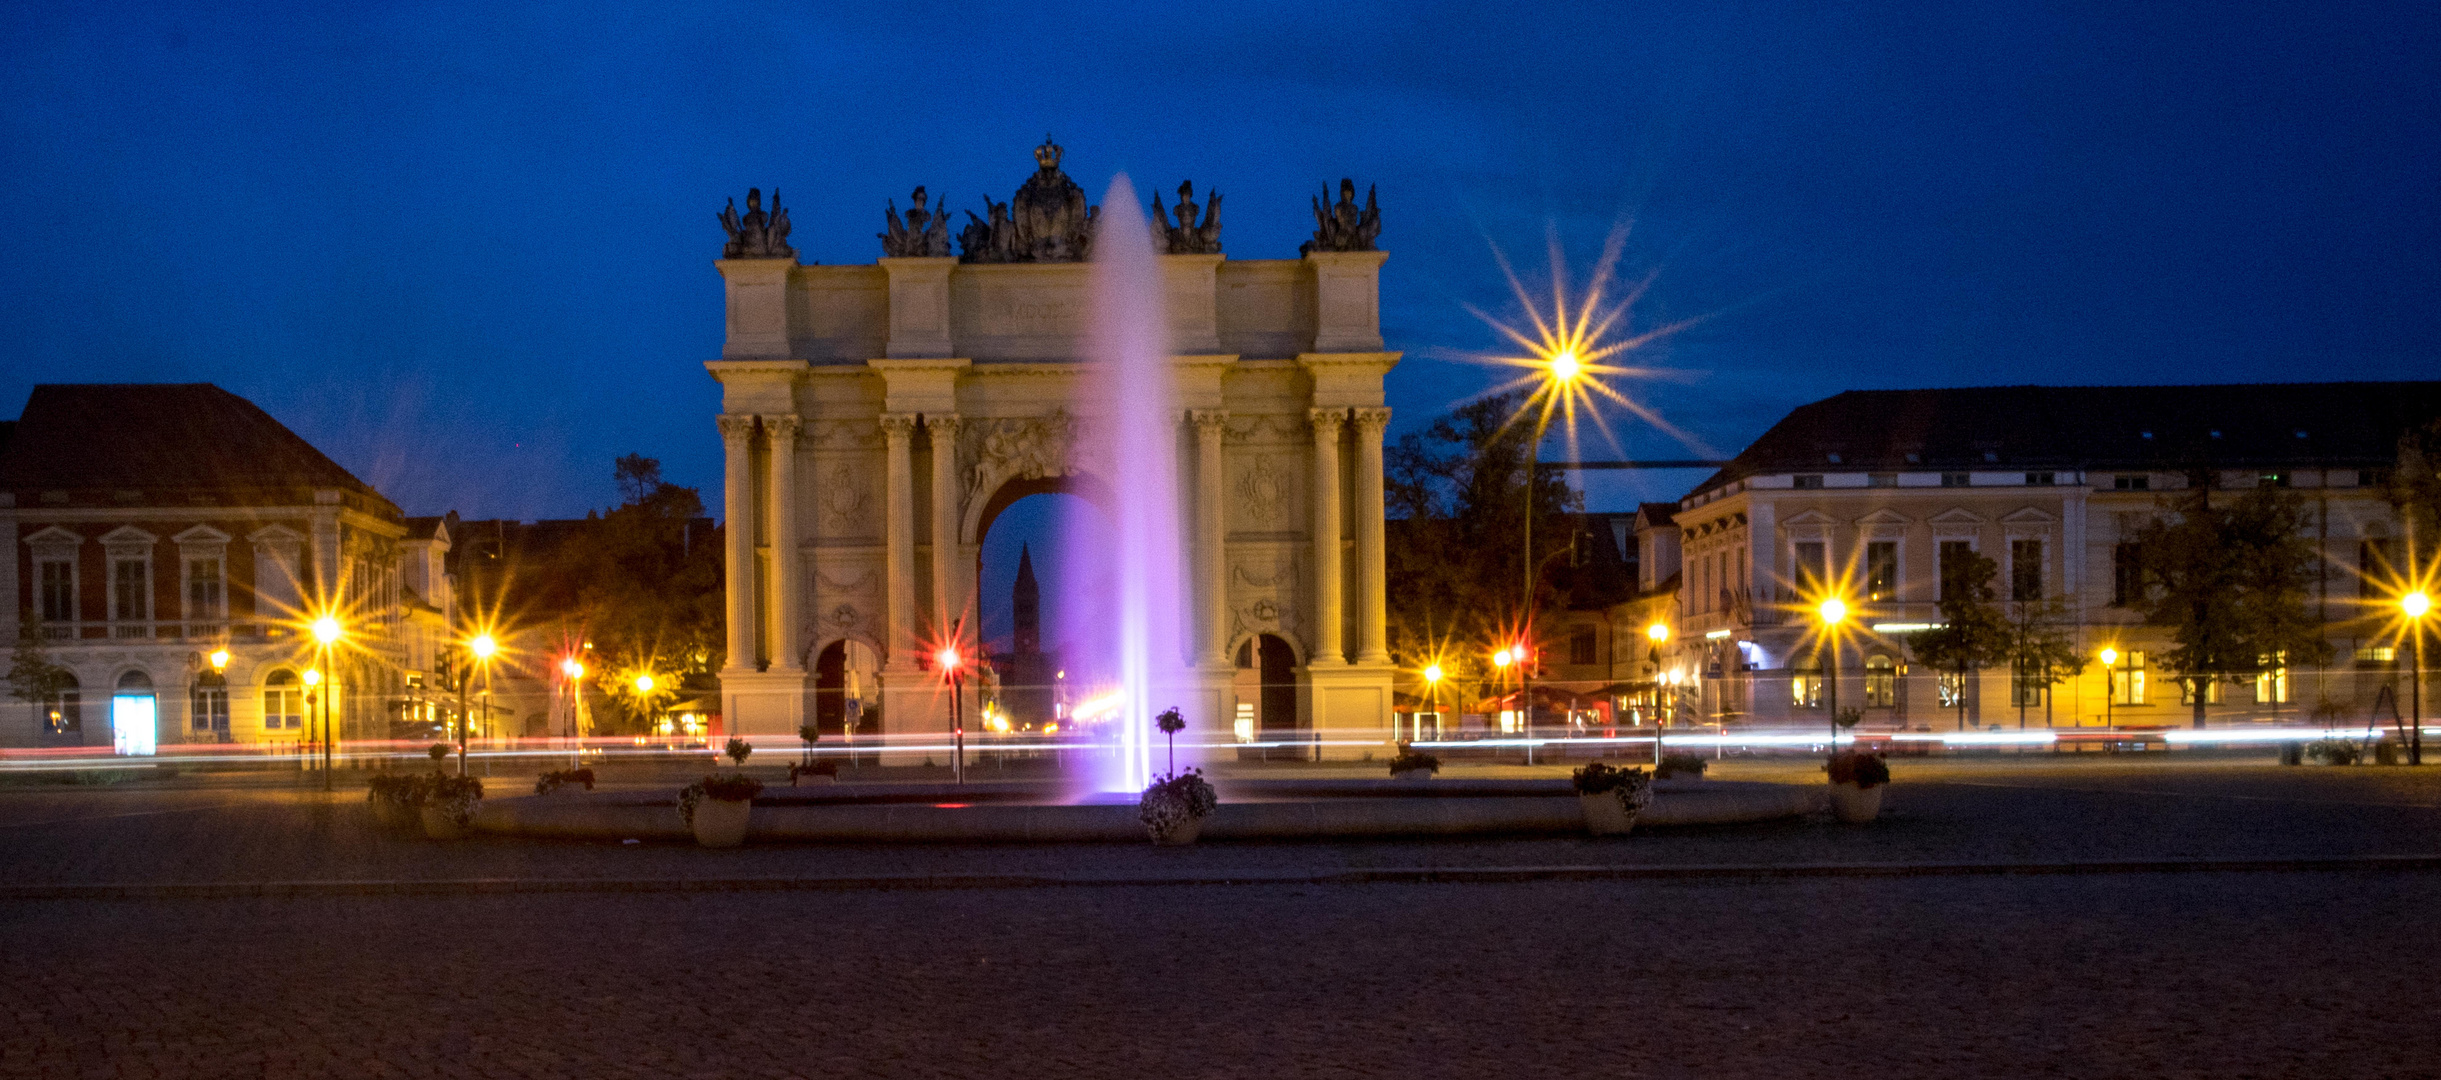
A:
[2406,591,2432,619]
[561,658,584,680]
[1817,597,1848,626]
[301,669,322,687]
[311,615,342,644]
[1423,664,1444,684]
[207,648,230,672]
[468,633,498,660]
[633,674,655,694]
[1492,648,1513,669]
[936,646,961,672]
[1646,622,1669,644]
[2098,646,2119,667]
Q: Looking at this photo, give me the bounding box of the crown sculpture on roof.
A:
[717,187,794,259]
[1301,178,1381,254]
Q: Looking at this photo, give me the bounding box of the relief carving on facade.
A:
[1223,414,1308,445]
[818,462,871,534]
[1236,454,1290,526]
[958,412,1104,511]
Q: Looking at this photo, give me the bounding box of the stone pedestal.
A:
[722,670,808,738]
[1303,662,1395,760]
[717,258,796,359]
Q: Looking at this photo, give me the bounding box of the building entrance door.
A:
[113,671,157,756]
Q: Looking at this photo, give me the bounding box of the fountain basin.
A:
[470,779,1830,843]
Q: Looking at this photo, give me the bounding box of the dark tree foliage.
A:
[540,456,725,734]
[2129,484,2332,728]
[2386,417,2441,567]
[1906,547,2011,729]
[1384,391,1582,680]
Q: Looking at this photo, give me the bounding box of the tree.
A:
[6,619,76,732]
[1384,391,1581,682]
[2385,417,2441,576]
[550,455,726,735]
[2128,484,2333,728]
[1906,548,2011,730]
[2001,597,2087,729]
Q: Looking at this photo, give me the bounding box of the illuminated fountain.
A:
[1069,174,1189,793]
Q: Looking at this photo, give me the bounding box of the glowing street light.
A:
[469,633,498,660]
[1816,596,1850,752]
[303,611,344,789]
[301,668,322,688]
[454,631,502,776]
[207,648,230,673]
[1647,622,1669,644]
[312,615,343,645]
[634,673,656,694]
[2403,591,2430,765]
[2098,647,2119,728]
[936,643,967,785]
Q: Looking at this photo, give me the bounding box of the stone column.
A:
[925,414,964,643]
[1308,408,1347,666]
[1351,407,1393,665]
[1191,410,1231,666]
[881,413,920,671]
[716,414,760,671]
[763,414,803,672]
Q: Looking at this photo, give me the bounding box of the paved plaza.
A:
[3,758,2440,1077]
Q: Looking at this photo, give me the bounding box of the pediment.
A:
[248,524,305,546]
[173,524,232,546]
[2000,507,2057,525]
[22,525,82,551]
[1929,508,1986,525]
[1781,509,1839,527]
[1855,509,1912,526]
[99,525,157,547]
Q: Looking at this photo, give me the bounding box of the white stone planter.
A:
[419,805,471,841]
[1149,814,1204,846]
[691,797,753,848]
[1828,782,1885,824]
[1579,792,1641,836]
[371,799,414,831]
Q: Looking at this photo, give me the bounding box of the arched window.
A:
[1864,656,1897,708]
[263,670,303,731]
[43,673,81,735]
[112,670,158,757]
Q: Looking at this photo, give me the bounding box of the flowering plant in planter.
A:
[367,772,427,807]
[788,759,839,784]
[533,768,596,795]
[1826,752,1891,789]
[423,775,485,829]
[1387,749,1441,776]
[1572,762,1654,808]
[678,773,765,827]
[1138,768,1218,842]
[723,737,753,766]
[1655,753,1708,780]
[428,743,453,763]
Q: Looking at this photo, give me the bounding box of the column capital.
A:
[923,412,963,436]
[716,413,759,445]
[879,412,919,438]
[1350,406,1392,433]
[1189,408,1230,434]
[1307,407,1348,434]
[761,413,803,442]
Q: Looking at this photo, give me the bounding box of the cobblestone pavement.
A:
[3,871,2438,1078]
[3,757,2440,888]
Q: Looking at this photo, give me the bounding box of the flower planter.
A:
[1579,791,1641,836]
[419,805,471,841]
[1828,781,1884,824]
[370,799,414,831]
[1149,815,1204,846]
[691,797,753,848]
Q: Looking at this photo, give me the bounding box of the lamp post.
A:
[457,633,497,778]
[301,667,325,784]
[1817,597,1847,753]
[2098,647,2119,729]
[1646,621,1670,764]
[937,645,965,785]
[1422,663,1444,743]
[560,657,585,767]
[1491,646,1515,750]
[310,615,342,790]
[2403,592,2429,766]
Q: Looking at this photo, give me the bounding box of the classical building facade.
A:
[707,143,1400,751]
[0,384,428,751]
[1641,382,2441,729]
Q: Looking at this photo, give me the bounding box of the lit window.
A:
[1864,656,1896,708]
[1937,672,1967,709]
[262,670,304,731]
[1791,668,1822,709]
[43,674,82,734]
[2255,654,2289,706]
[2111,651,2146,705]
[2353,645,2395,665]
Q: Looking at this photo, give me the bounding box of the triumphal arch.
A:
[707,140,1397,756]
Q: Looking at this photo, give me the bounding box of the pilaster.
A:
[717,258,797,360]
[1308,408,1347,666]
[1192,409,1230,667]
[925,414,965,644]
[880,413,920,672]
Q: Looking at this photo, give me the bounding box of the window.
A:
[38,559,76,624]
[43,674,81,734]
[1793,541,1828,593]
[1864,542,1898,602]
[191,676,230,735]
[1794,474,1824,490]
[2114,475,2149,491]
[2011,664,2047,708]
[262,670,304,731]
[2179,678,2222,706]
[1569,628,1598,666]
[2256,654,2289,705]
[2111,651,2146,705]
[2360,539,2397,597]
[2025,472,2055,486]
[1937,672,1968,710]
[1864,656,1896,708]
[1867,473,1897,488]
[1791,667,1822,709]
[1938,540,1977,602]
[2113,543,2143,607]
[185,558,224,620]
[2355,645,2397,665]
[111,558,150,622]
[1942,473,1971,487]
[2010,539,2043,601]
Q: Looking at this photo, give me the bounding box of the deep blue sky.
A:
[4,0,2435,526]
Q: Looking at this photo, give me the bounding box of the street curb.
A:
[7,854,2441,900]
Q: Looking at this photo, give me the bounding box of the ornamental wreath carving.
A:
[819,463,871,533]
[1237,454,1289,525]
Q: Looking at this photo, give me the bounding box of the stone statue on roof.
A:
[1300,178,1380,254]
[1009,136,1096,262]
[1151,180,1223,255]
[718,188,795,259]
[880,186,953,258]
